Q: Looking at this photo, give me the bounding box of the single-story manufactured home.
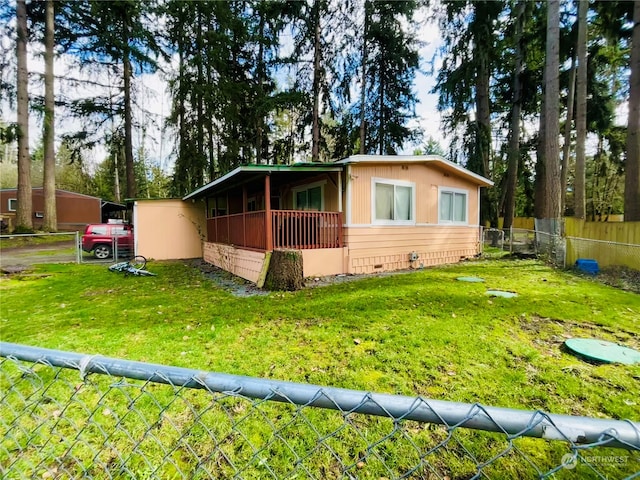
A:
[0,188,126,231]
[183,155,493,285]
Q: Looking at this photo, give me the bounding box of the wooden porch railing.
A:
[272,211,343,249]
[207,212,266,250]
[206,211,343,251]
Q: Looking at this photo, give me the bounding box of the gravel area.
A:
[189,259,428,296]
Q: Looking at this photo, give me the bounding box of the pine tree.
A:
[15,0,32,232]
[543,0,561,225]
[625,0,640,220]
[42,0,57,232]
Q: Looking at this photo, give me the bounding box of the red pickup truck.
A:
[81,223,134,259]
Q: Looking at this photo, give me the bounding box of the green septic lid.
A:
[485,290,518,298]
[457,276,485,283]
[564,338,640,365]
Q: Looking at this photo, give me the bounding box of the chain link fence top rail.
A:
[1,343,639,479]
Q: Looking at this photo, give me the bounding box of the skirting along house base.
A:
[185,155,493,285]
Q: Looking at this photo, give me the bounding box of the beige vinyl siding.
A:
[135,199,206,260]
[348,163,480,225]
[344,225,480,274]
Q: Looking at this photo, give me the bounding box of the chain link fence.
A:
[78,236,135,265]
[2,342,638,479]
[566,237,640,271]
[482,228,566,267]
[0,232,80,268]
[0,233,137,268]
[482,219,640,272]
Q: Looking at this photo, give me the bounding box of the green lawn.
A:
[1,258,639,478]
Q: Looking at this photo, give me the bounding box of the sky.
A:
[1,12,446,176]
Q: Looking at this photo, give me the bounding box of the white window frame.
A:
[438,187,469,225]
[8,198,17,211]
[371,177,416,225]
[292,180,326,211]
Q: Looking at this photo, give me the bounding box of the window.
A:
[90,226,108,235]
[8,198,17,211]
[293,182,324,211]
[372,178,415,224]
[439,188,468,224]
[212,197,227,217]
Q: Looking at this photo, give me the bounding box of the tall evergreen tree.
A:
[363,0,420,155]
[574,0,588,219]
[625,0,640,220]
[434,0,504,225]
[42,0,56,232]
[543,0,561,223]
[503,0,526,231]
[57,0,162,199]
[15,0,32,231]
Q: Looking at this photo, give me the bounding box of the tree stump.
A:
[264,249,303,291]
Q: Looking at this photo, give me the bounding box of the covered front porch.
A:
[189,164,345,252]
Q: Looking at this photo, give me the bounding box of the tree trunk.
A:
[256,13,266,164]
[475,32,493,226]
[16,0,32,231]
[561,55,576,215]
[114,151,121,203]
[123,13,136,199]
[503,0,525,231]
[196,5,205,173]
[311,0,321,162]
[543,0,561,227]
[42,0,57,232]
[359,2,369,155]
[534,95,547,219]
[574,0,588,219]
[625,0,640,221]
[378,49,385,155]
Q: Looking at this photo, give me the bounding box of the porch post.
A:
[242,185,247,247]
[337,170,343,212]
[265,174,273,251]
[214,196,218,242]
[226,193,230,243]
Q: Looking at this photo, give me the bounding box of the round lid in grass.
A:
[456,276,485,283]
[564,338,640,365]
[485,290,517,298]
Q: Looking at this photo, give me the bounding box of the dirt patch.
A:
[520,315,639,359]
[587,266,640,294]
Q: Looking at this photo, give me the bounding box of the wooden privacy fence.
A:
[565,218,640,244]
[564,218,640,269]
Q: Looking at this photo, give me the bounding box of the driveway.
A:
[0,240,78,268]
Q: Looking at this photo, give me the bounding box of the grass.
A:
[1,258,639,478]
